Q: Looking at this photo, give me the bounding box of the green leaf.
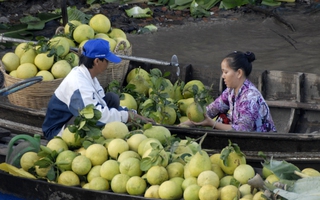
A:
[175,0,193,6]
[80,105,95,119]
[220,0,249,9]
[220,147,231,166]
[190,0,211,18]
[140,157,153,171]
[125,6,153,18]
[46,167,56,181]
[34,158,52,168]
[262,158,301,180]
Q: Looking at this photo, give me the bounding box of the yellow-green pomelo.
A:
[100,160,120,181]
[9,70,17,77]
[210,153,221,165]
[252,191,265,200]
[46,137,68,152]
[144,185,160,198]
[87,165,101,182]
[129,74,150,96]
[102,121,129,139]
[73,24,95,44]
[61,127,83,149]
[111,173,130,193]
[94,33,110,39]
[117,150,141,163]
[197,170,220,188]
[16,63,38,79]
[107,138,129,159]
[14,42,28,58]
[89,177,109,191]
[148,78,174,99]
[187,102,205,122]
[120,93,137,110]
[89,14,111,34]
[155,105,177,125]
[64,20,82,34]
[183,80,205,99]
[20,152,39,171]
[179,139,199,155]
[126,176,147,195]
[34,52,54,70]
[71,155,92,176]
[35,165,51,177]
[119,157,142,177]
[75,147,86,156]
[188,150,212,177]
[239,184,252,197]
[36,70,54,81]
[102,37,117,52]
[1,52,20,72]
[220,185,240,200]
[219,175,234,187]
[174,143,193,155]
[49,37,70,57]
[82,183,90,189]
[233,164,255,184]
[78,39,88,52]
[51,60,71,79]
[56,150,77,171]
[262,166,273,178]
[177,98,195,116]
[166,162,184,179]
[58,170,80,186]
[108,28,127,39]
[158,180,183,200]
[241,194,253,200]
[126,133,148,153]
[126,67,150,84]
[301,168,320,177]
[219,151,246,175]
[182,177,197,191]
[211,163,224,180]
[65,38,76,48]
[198,184,219,200]
[143,126,171,145]
[147,165,169,185]
[184,162,192,178]
[170,177,184,190]
[20,48,36,64]
[265,174,280,184]
[183,184,200,200]
[179,116,189,123]
[85,143,108,166]
[64,52,79,67]
[142,148,169,168]
[138,138,162,156]
[114,37,131,50]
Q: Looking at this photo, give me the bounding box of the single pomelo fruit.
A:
[100,160,120,181]
[87,165,101,182]
[94,33,110,39]
[239,183,252,197]
[301,168,320,177]
[89,177,109,191]
[170,177,184,190]
[210,153,221,165]
[64,20,82,34]
[144,185,160,198]
[119,157,142,177]
[233,164,255,184]
[71,155,92,176]
[265,174,280,184]
[46,138,68,152]
[75,147,86,156]
[143,126,171,145]
[197,170,220,188]
[126,67,150,84]
[102,121,129,139]
[154,105,177,125]
[252,191,265,200]
[211,163,224,180]
[198,184,219,200]
[9,70,17,77]
[219,151,246,175]
[49,37,70,57]
[146,165,169,185]
[65,37,76,48]
[138,138,162,156]
[220,185,240,200]
[107,138,129,159]
[58,170,80,186]
[51,60,72,79]
[142,148,169,168]
[36,70,54,81]
[35,164,51,177]
[182,177,198,191]
[16,63,38,79]
[102,37,117,52]
[126,133,148,153]
[1,52,20,72]
[262,166,273,178]
[111,173,130,193]
[14,42,28,58]
[177,98,195,116]
[55,150,78,171]
[114,37,131,50]
[117,150,141,163]
[188,150,212,177]
[34,52,54,70]
[182,80,205,99]
[86,144,108,166]
[129,74,150,95]
[20,48,36,64]
[20,152,39,171]
[219,175,234,187]
[158,180,183,200]
[126,176,147,195]
[166,162,184,179]
[183,184,201,200]
[64,52,79,67]
[108,28,127,39]
[61,127,83,149]
[89,14,111,34]
[187,102,205,122]
[120,93,138,110]
[73,24,95,44]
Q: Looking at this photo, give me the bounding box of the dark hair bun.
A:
[244,51,256,63]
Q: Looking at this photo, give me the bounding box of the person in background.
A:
[42,39,153,140]
[180,51,276,132]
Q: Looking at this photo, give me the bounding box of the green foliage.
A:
[220,140,245,166]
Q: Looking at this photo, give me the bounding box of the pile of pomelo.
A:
[1,13,130,81]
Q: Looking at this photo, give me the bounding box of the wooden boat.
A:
[1,61,320,170]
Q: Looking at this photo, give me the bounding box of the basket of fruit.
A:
[0,13,132,110]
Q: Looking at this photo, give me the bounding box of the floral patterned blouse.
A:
[206,79,276,132]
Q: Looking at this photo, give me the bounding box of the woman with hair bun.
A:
[180,51,276,132]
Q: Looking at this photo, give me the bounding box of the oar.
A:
[0,35,179,66]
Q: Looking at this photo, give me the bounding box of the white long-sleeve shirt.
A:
[42,65,128,140]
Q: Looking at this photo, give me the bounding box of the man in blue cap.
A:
[43,39,153,140]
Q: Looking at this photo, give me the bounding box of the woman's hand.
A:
[177,119,195,127]
[128,110,155,124]
[192,114,215,127]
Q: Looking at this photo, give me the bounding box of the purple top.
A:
[207,79,276,132]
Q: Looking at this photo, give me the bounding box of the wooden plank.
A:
[267,100,320,111]
[0,119,43,136]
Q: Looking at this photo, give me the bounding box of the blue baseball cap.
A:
[82,39,121,63]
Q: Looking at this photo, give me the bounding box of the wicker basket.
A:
[0,61,63,109]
